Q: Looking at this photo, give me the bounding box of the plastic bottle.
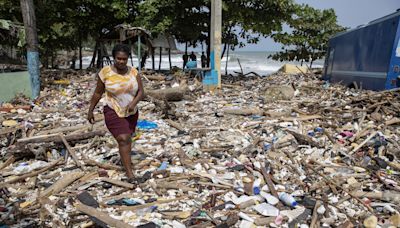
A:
[158,161,168,171]
[260,191,279,205]
[252,179,261,195]
[278,192,297,207]
[314,127,324,133]
[135,205,157,216]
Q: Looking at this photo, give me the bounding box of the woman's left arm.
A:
[129,73,145,111]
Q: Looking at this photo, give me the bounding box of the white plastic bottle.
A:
[278,192,297,207]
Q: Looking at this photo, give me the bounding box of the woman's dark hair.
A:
[112,44,130,58]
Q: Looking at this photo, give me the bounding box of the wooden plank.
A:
[0,155,15,170]
[0,157,63,188]
[40,172,85,198]
[75,203,134,228]
[59,134,85,170]
[116,196,188,211]
[99,177,134,189]
[84,159,123,171]
[17,130,107,144]
[165,119,184,131]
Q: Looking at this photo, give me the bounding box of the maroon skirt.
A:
[103,106,139,138]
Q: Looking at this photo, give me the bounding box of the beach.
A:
[80,51,325,76]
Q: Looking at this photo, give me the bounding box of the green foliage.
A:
[0,19,25,47]
[270,4,346,66]
[0,0,344,68]
[136,0,295,51]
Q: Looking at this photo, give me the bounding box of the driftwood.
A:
[99,177,134,189]
[117,196,188,211]
[0,157,63,188]
[254,217,277,226]
[40,172,85,198]
[75,203,134,228]
[223,108,264,116]
[17,130,107,145]
[59,134,85,170]
[351,191,400,203]
[306,163,375,213]
[286,129,322,148]
[350,131,378,155]
[310,200,321,228]
[145,75,166,81]
[83,159,123,171]
[0,105,31,112]
[37,122,104,136]
[146,87,186,101]
[165,119,184,131]
[156,181,197,192]
[0,155,15,170]
[260,166,283,208]
[385,117,400,126]
[389,161,400,171]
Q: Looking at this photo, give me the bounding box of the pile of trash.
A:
[1,68,400,227]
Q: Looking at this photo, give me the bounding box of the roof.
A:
[150,34,177,50]
[331,9,400,39]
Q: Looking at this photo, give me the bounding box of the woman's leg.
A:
[115,134,134,179]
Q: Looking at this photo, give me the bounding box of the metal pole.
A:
[138,35,141,74]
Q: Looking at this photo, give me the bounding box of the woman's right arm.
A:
[87,75,105,124]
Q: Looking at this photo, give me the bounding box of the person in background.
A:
[190,51,197,61]
[87,43,144,183]
[201,51,207,68]
[182,53,189,69]
[140,50,148,69]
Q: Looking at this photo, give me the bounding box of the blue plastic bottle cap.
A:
[291,202,298,207]
[253,187,260,195]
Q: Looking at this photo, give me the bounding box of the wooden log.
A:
[254,217,277,226]
[310,200,321,228]
[165,119,184,131]
[0,157,63,188]
[145,75,166,81]
[385,117,400,126]
[306,163,375,213]
[0,126,23,136]
[286,129,322,148]
[146,87,186,101]
[351,191,400,203]
[223,108,263,116]
[75,203,134,228]
[99,177,134,189]
[84,159,123,171]
[389,161,400,171]
[0,105,31,112]
[17,130,107,145]
[260,166,283,208]
[0,155,15,170]
[281,115,322,121]
[117,196,188,211]
[40,171,85,198]
[350,131,377,155]
[156,181,197,192]
[59,134,85,170]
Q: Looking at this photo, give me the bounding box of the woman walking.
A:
[88,44,144,182]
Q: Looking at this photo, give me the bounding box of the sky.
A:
[178,0,400,52]
[245,0,400,51]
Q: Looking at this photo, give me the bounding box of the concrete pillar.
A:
[204,0,222,91]
[20,0,40,98]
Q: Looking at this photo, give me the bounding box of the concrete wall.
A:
[0,71,32,102]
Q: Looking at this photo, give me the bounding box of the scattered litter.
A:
[1,69,400,227]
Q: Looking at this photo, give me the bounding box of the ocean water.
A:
[81,51,324,76]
